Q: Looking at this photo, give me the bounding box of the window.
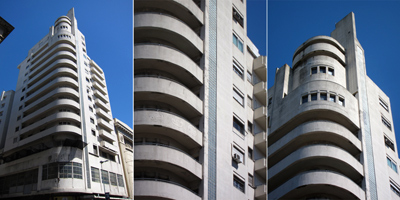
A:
[247,121,253,134]
[19,105,23,110]
[379,97,389,111]
[59,163,72,178]
[101,170,109,184]
[248,174,254,187]
[320,66,326,73]
[338,96,345,106]
[382,116,392,131]
[248,147,253,159]
[88,96,92,101]
[385,136,395,152]
[22,87,25,92]
[233,34,244,52]
[232,7,244,27]
[109,172,118,186]
[233,61,244,78]
[320,92,327,100]
[328,68,334,75]
[20,96,24,101]
[311,67,318,74]
[93,145,98,155]
[91,167,100,182]
[73,163,82,179]
[86,77,90,82]
[311,93,317,101]
[387,156,398,173]
[90,118,95,124]
[302,95,308,104]
[89,106,93,112]
[117,174,125,187]
[268,97,272,107]
[329,94,336,102]
[247,71,252,83]
[233,88,244,106]
[92,129,96,136]
[233,116,245,135]
[391,181,400,197]
[232,145,244,163]
[247,96,253,109]
[15,127,19,132]
[17,116,21,121]
[233,175,245,192]
[1,103,4,108]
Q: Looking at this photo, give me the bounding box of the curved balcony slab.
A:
[293,41,345,69]
[134,13,203,60]
[135,145,202,180]
[28,67,77,93]
[269,170,365,200]
[31,48,76,76]
[24,88,79,114]
[29,58,77,84]
[134,110,202,148]
[21,112,80,136]
[17,125,81,148]
[269,120,361,166]
[134,180,201,200]
[134,44,203,86]
[25,77,78,104]
[268,145,363,191]
[269,81,360,143]
[135,77,203,118]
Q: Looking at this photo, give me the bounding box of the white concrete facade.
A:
[134,0,267,199]
[0,8,127,199]
[268,12,400,199]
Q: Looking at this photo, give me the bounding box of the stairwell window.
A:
[233,175,245,192]
[233,33,244,52]
[387,156,398,173]
[382,115,392,131]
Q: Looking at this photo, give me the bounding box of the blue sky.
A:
[0,0,133,127]
[268,0,400,157]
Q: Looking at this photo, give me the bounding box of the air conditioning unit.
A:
[233,153,242,163]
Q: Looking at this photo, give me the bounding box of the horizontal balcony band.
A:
[255,184,267,200]
[94,99,110,112]
[253,56,267,82]
[96,108,112,122]
[30,49,76,77]
[254,132,267,155]
[254,81,267,105]
[21,112,80,136]
[25,77,78,104]
[100,141,118,153]
[98,130,117,142]
[92,82,107,95]
[268,170,365,200]
[27,68,77,94]
[90,60,103,74]
[90,66,104,80]
[134,179,201,200]
[93,90,109,104]
[17,125,81,148]
[28,59,77,86]
[134,109,202,148]
[97,118,114,132]
[254,106,267,130]
[134,144,202,179]
[255,158,267,179]
[92,73,106,87]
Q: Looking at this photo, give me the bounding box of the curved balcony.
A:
[28,58,77,85]
[135,144,202,180]
[269,170,365,200]
[27,67,77,94]
[20,112,80,136]
[134,179,201,200]
[25,77,78,104]
[135,0,203,30]
[134,12,203,60]
[268,144,363,191]
[254,81,267,105]
[135,76,202,119]
[134,44,203,87]
[134,110,202,149]
[269,120,361,166]
[254,106,267,130]
[93,89,109,104]
[18,125,81,147]
[30,46,76,76]
[23,87,78,115]
[293,36,345,69]
[255,131,267,155]
[95,99,110,112]
[269,81,360,143]
[97,118,113,132]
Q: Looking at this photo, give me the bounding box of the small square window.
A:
[22,88,25,92]
[15,127,19,132]
[248,147,253,159]
[89,106,93,112]
[320,93,327,100]
[311,93,317,101]
[311,67,318,74]
[17,116,21,121]
[328,68,334,75]
[90,118,95,124]
[320,66,326,73]
[247,121,253,134]
[19,105,23,110]
[92,129,96,136]
[93,145,98,155]
[1,103,4,108]
[88,96,92,101]
[338,97,345,106]
[302,95,308,104]
[329,94,336,102]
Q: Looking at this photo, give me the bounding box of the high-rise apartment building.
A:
[0,16,14,44]
[134,0,267,200]
[268,12,400,199]
[0,8,127,199]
